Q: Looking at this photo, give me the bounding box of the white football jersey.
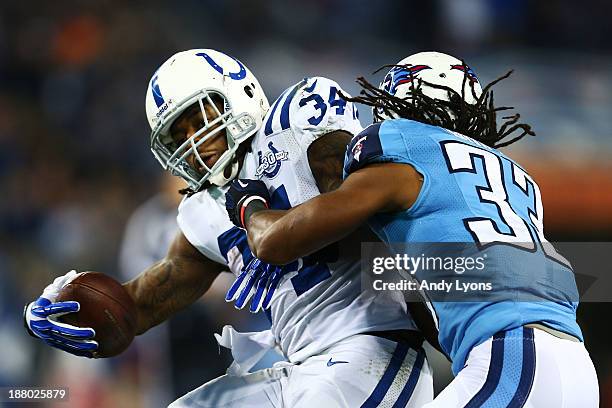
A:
[177,77,416,364]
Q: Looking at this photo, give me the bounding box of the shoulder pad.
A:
[343,123,384,176]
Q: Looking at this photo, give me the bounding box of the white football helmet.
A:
[376,51,483,121]
[145,49,269,189]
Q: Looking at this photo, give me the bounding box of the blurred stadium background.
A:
[1,1,610,406]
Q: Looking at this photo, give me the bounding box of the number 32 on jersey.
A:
[441,140,569,266]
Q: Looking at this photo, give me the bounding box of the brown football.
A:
[56,271,136,358]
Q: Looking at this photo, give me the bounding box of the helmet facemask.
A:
[146,49,270,191]
[150,89,257,191]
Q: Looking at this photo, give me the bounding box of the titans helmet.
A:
[376,51,483,121]
[145,49,269,189]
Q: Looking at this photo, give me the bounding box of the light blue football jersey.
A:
[344,118,582,374]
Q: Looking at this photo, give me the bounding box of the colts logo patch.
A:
[256,142,289,178]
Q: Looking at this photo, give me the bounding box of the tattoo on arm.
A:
[307,131,353,193]
[125,236,222,334]
[142,261,185,328]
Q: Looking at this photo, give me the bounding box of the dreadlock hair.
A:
[342,63,535,149]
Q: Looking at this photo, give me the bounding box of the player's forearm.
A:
[245,165,405,264]
[123,257,216,335]
[246,209,291,262]
[247,191,373,265]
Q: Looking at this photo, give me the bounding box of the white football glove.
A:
[24,270,99,358]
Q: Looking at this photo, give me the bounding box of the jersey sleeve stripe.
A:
[303,78,317,93]
[279,79,306,131]
[264,87,290,136]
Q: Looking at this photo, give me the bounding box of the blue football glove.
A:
[225,179,271,229]
[225,258,286,313]
[24,270,98,358]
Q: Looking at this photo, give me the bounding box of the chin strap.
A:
[209,159,240,187]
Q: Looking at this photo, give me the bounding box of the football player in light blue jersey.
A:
[225,52,599,407]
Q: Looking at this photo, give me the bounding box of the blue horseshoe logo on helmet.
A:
[196,52,247,80]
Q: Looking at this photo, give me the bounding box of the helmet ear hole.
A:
[244,84,254,98]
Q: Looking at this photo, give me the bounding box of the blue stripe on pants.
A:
[507,328,536,408]
[465,327,537,408]
[361,342,409,408]
[464,332,506,408]
[392,348,426,408]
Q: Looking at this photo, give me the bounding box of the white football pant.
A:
[169,334,433,407]
[424,326,598,408]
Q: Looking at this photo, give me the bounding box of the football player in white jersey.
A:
[24,49,434,407]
